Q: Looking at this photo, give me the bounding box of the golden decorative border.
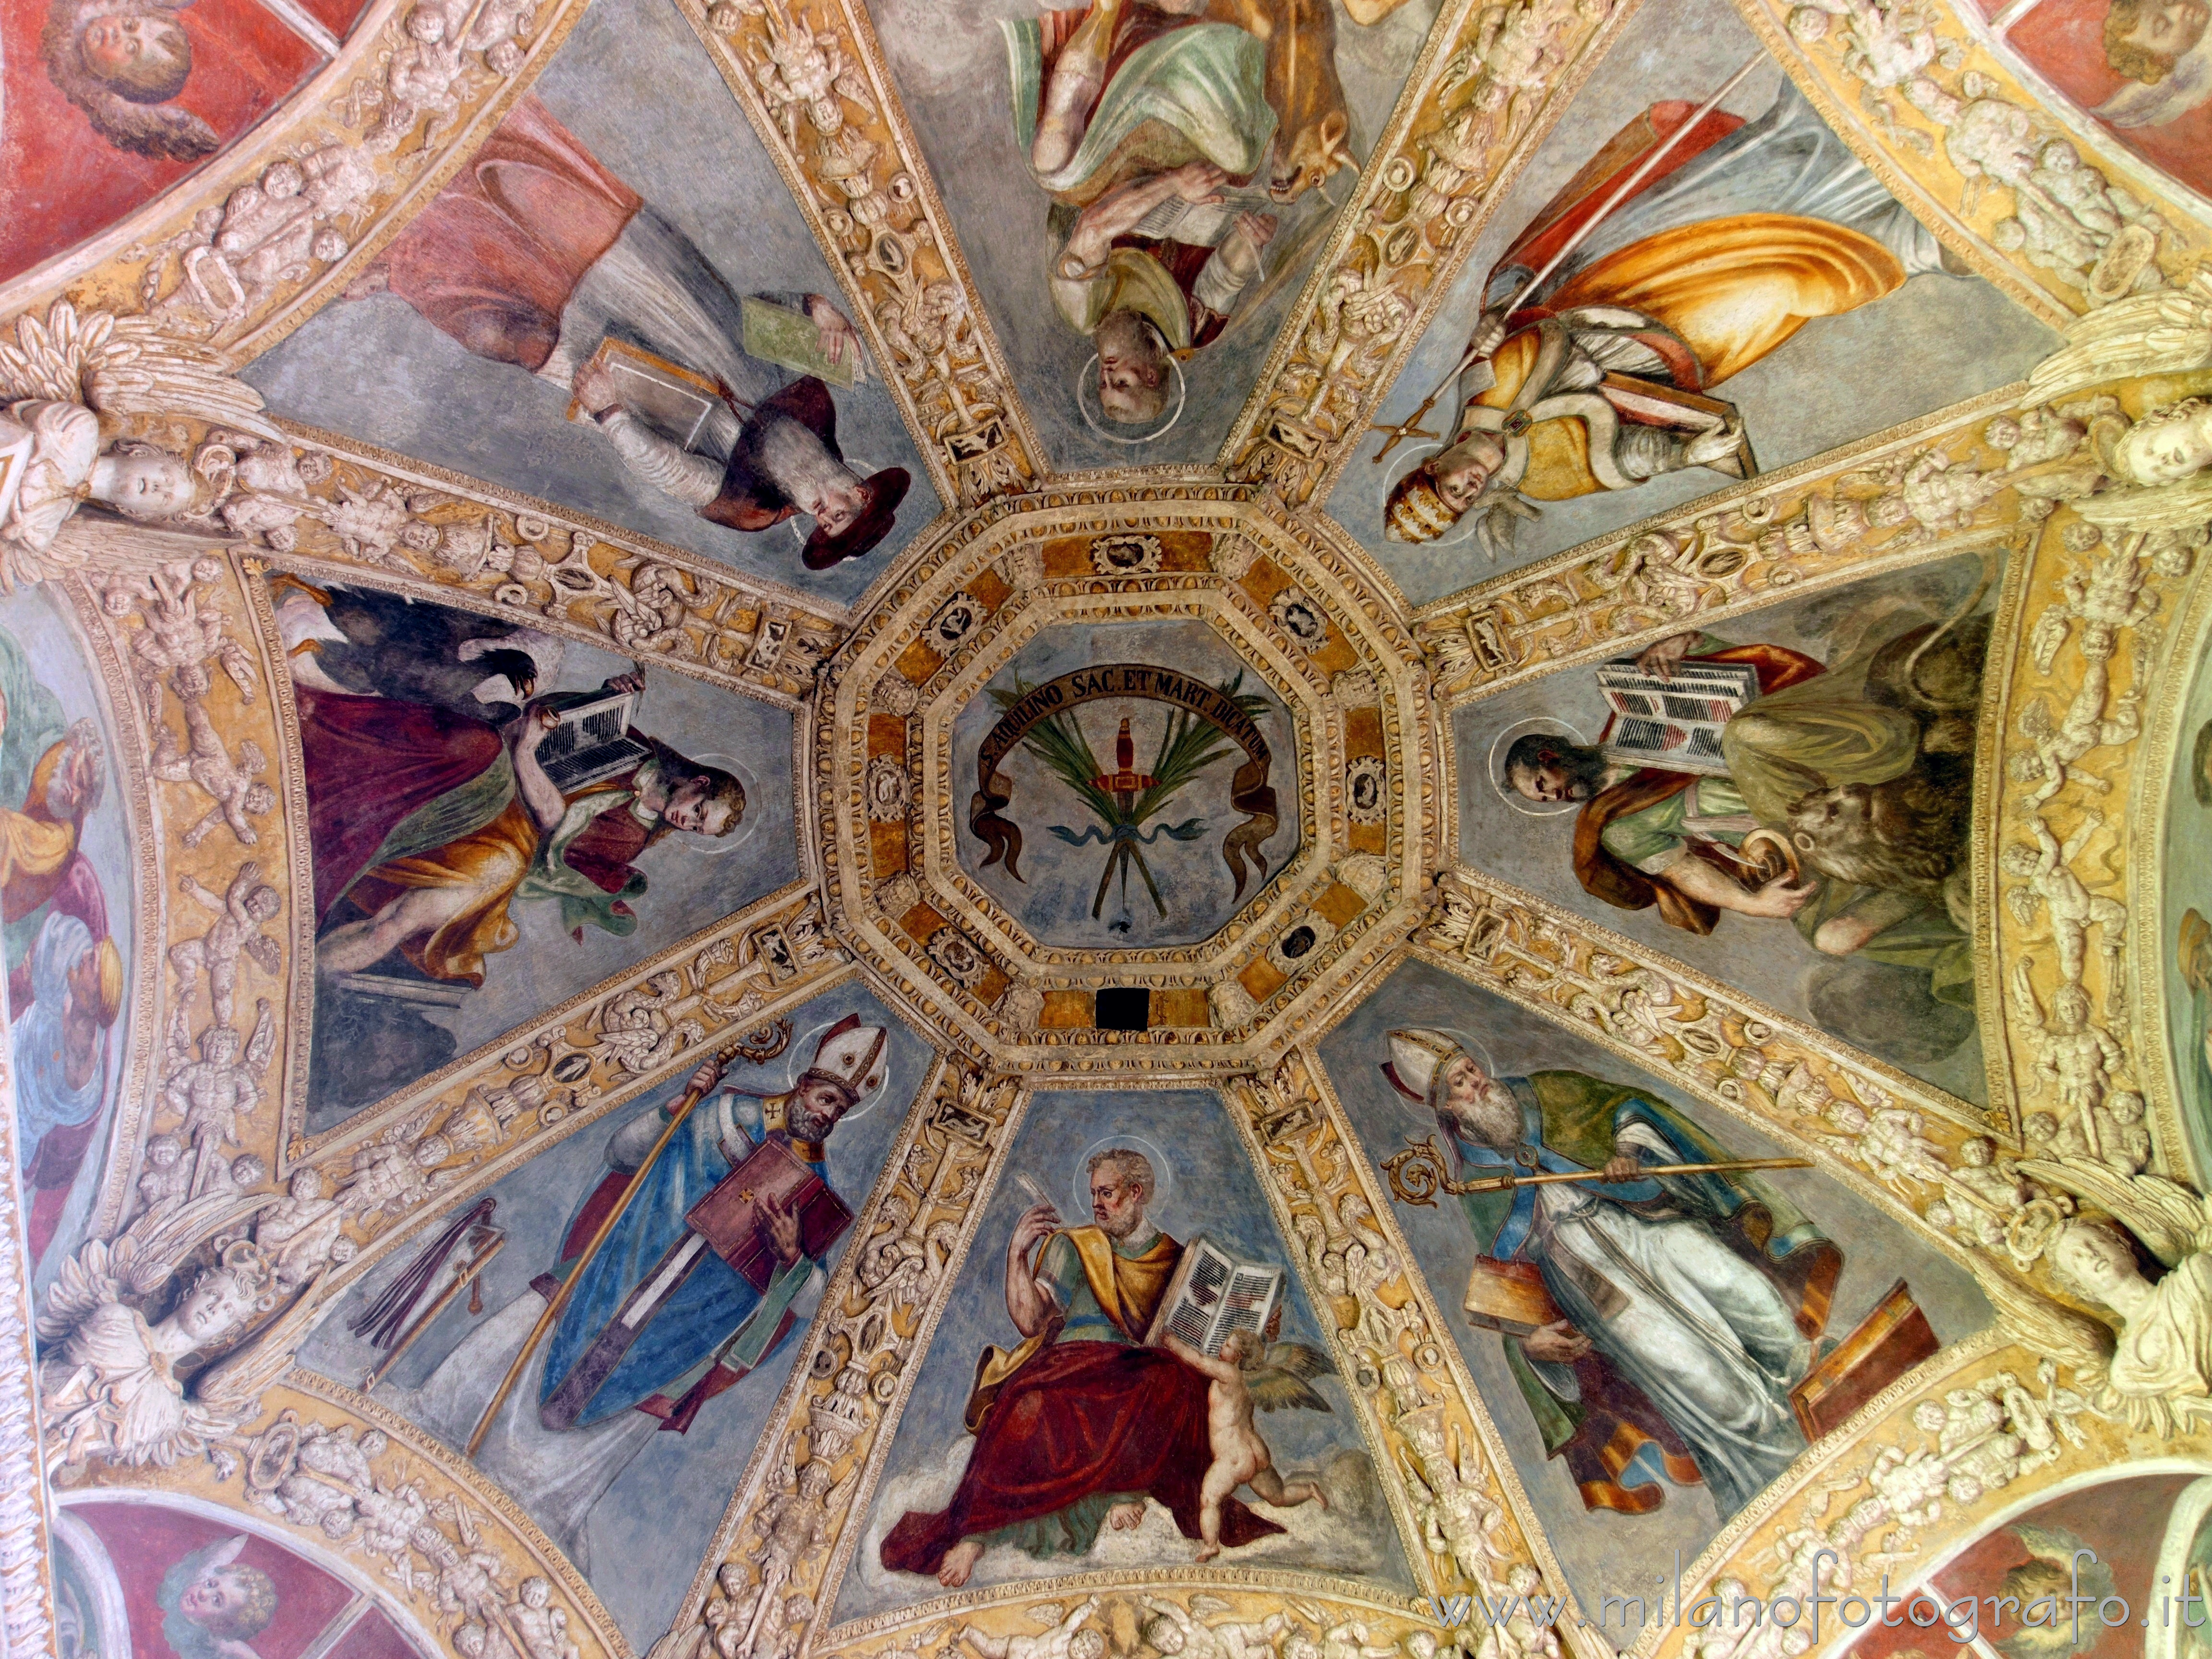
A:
[0,0,593,367]
[815,489,1445,1071]
[1414,388,2030,706]
[1219,0,1638,506]
[1734,0,2210,325]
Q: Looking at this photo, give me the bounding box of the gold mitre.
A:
[1384,474,1456,544]
[1383,1027,1462,1104]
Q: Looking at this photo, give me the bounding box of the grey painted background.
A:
[1452,552,1993,1103]
[301,986,935,1650]
[869,0,1441,472]
[1328,0,2059,609]
[294,590,797,1130]
[244,0,940,606]
[840,1086,1411,1621]
[1317,959,1992,1621]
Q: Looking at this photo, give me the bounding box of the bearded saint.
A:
[1384,78,1953,552]
[400,1021,887,1568]
[882,1145,1280,1587]
[1500,626,1976,1010]
[1384,1029,1838,1519]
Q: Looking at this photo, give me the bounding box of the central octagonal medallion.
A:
[818,488,1444,1075]
[955,620,1300,951]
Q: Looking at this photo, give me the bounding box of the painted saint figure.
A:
[1382,1029,1838,1519]
[1007,0,1366,427]
[398,1020,886,1566]
[882,1146,1286,1588]
[296,644,744,986]
[1500,617,1984,1032]
[1384,79,1955,552]
[345,96,909,571]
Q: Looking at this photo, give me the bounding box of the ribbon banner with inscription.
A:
[970,664,1280,916]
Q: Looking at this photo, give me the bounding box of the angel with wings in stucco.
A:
[0,301,280,590]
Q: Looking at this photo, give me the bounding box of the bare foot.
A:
[1194,1541,1220,1563]
[938,1540,985,1588]
[1106,1501,1146,1532]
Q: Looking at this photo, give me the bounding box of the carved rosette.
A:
[816,489,1443,1073]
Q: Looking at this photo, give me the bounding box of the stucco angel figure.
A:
[1981,1154,2212,1436]
[37,1235,325,1468]
[0,301,281,589]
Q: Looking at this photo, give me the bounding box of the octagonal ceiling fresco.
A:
[10,3,2212,1659]
[950,618,1302,950]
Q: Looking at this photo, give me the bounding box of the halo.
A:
[660,753,761,858]
[1485,717,1591,817]
[783,1013,889,1123]
[1389,1028,1496,1118]
[790,459,878,544]
[1070,1133,1176,1224]
[1379,438,1484,550]
[1075,351,1187,446]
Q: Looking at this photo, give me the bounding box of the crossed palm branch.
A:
[989,673,1271,919]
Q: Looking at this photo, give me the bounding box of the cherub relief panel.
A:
[53,1496,438,1659]
[842,1088,1408,1618]
[1,585,135,1291]
[870,0,1442,469]
[1317,961,1992,1623]
[241,0,940,605]
[269,574,797,1126]
[1334,0,2060,607]
[0,0,366,287]
[297,986,933,1649]
[1453,553,1995,1102]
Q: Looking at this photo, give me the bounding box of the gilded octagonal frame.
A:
[817,487,1448,1072]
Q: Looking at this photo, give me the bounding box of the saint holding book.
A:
[300,655,745,987]
[395,1020,883,1565]
[344,96,909,571]
[1381,1028,1838,1520]
[882,1145,1319,1587]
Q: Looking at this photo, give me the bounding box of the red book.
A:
[685,1137,854,1291]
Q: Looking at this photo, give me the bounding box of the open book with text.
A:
[1595,656,1762,777]
[1142,1232,1286,1357]
[537,686,651,794]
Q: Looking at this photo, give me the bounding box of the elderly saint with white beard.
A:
[1382,1029,1839,1519]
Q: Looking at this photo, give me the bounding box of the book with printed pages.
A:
[1142,1232,1286,1357]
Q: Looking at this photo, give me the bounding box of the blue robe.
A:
[541,1091,830,1428]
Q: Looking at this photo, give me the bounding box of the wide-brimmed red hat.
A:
[803,467,910,569]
